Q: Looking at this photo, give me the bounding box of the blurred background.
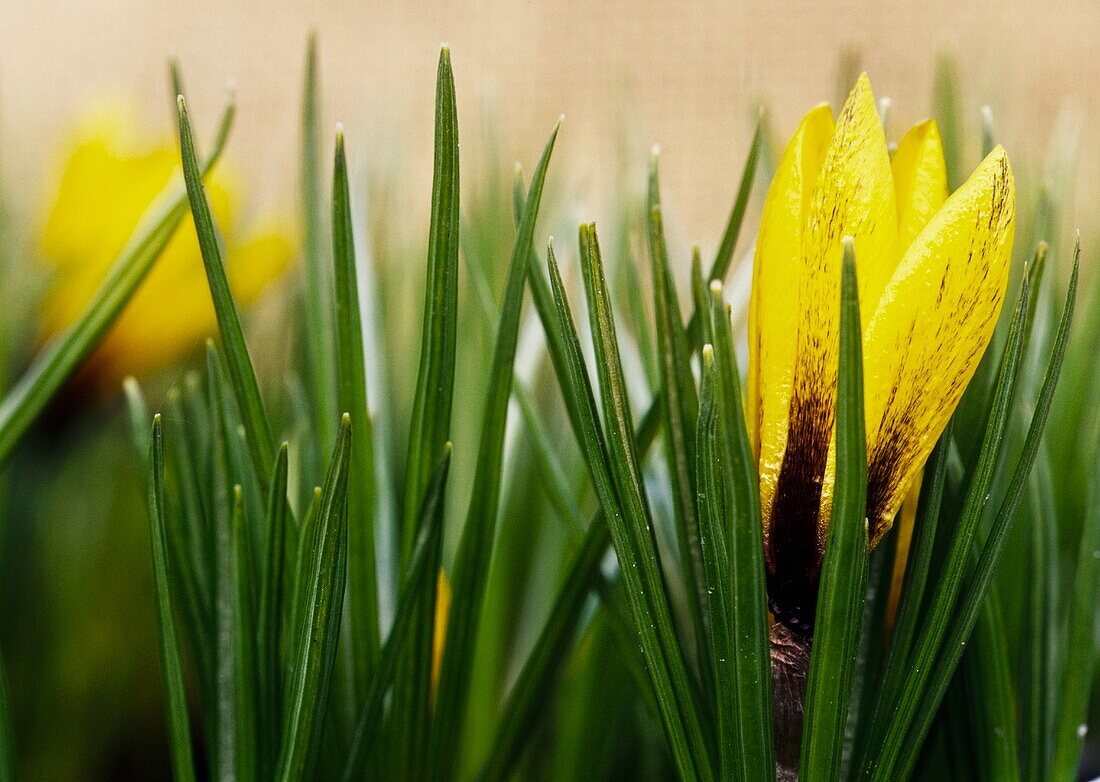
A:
[3,1,1100,249]
[0,1,1096,779]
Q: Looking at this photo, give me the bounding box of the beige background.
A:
[1,0,1097,259]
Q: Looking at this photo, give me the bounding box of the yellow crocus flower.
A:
[38,104,293,388]
[747,75,1015,630]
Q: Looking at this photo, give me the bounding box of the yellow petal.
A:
[891,120,949,254]
[862,146,1014,543]
[225,227,296,303]
[431,569,452,704]
[762,73,895,539]
[748,103,833,483]
[95,222,292,382]
[887,469,923,629]
[757,75,897,628]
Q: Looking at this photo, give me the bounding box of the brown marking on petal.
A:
[766,386,833,631]
[865,155,1012,542]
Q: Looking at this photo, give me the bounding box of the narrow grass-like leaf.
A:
[1021,439,1055,782]
[286,486,322,666]
[391,49,459,772]
[332,129,380,699]
[178,96,275,482]
[123,377,152,465]
[146,415,198,782]
[258,443,290,778]
[515,385,586,533]
[229,485,258,782]
[801,238,869,781]
[843,526,897,779]
[1049,429,1100,780]
[478,170,584,534]
[0,655,12,782]
[863,424,951,753]
[876,244,1078,781]
[709,281,776,779]
[428,117,561,778]
[208,346,241,781]
[300,33,338,455]
[696,345,737,777]
[933,54,963,190]
[164,389,214,688]
[565,227,714,780]
[860,255,1034,780]
[479,517,614,782]
[647,152,708,691]
[399,44,460,564]
[0,98,233,467]
[278,414,352,782]
[708,115,764,289]
[690,250,713,351]
[341,446,452,782]
[961,586,1019,781]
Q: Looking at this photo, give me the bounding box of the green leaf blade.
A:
[862,247,1034,780]
[696,346,737,778]
[569,227,714,781]
[177,96,275,482]
[341,445,452,782]
[300,33,339,455]
[872,242,1079,781]
[332,129,380,702]
[1049,429,1100,779]
[647,153,709,695]
[258,443,290,778]
[428,117,561,779]
[800,238,869,781]
[277,414,353,782]
[399,44,461,563]
[708,280,776,780]
[147,415,198,782]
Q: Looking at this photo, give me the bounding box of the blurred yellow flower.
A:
[38,103,294,388]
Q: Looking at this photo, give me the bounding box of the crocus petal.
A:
[886,469,922,629]
[431,570,452,702]
[760,74,896,628]
[39,109,293,389]
[862,146,1014,543]
[891,119,949,255]
[748,103,834,462]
